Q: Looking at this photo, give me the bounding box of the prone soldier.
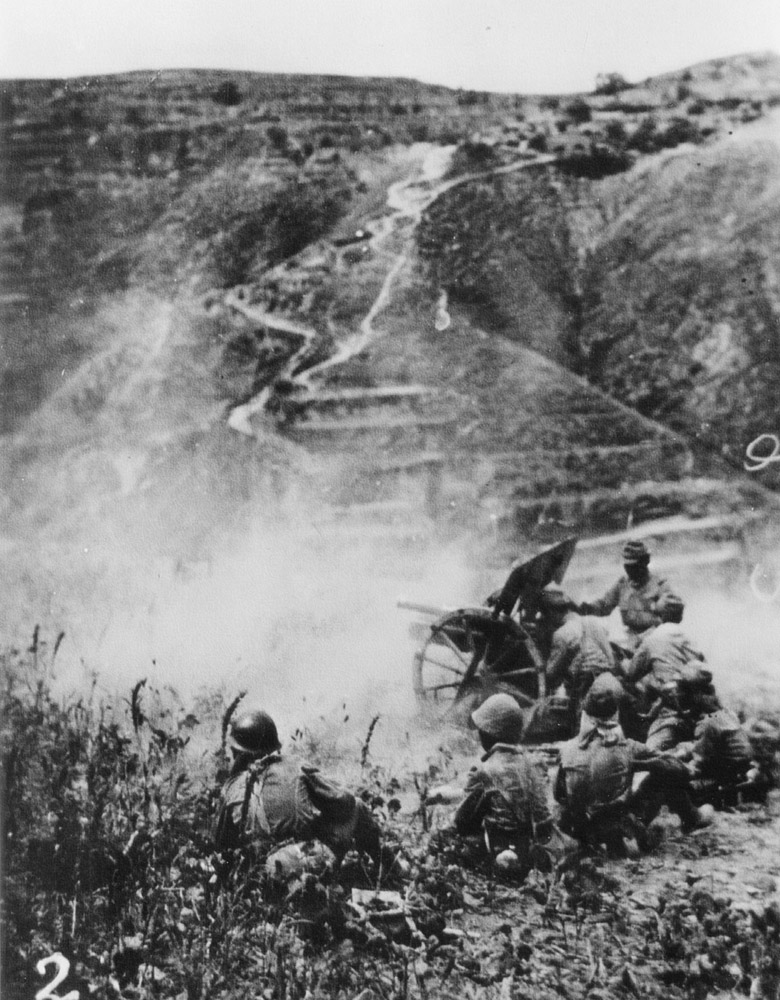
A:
[214,708,385,881]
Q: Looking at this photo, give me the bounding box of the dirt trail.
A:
[226,148,556,432]
[224,297,317,435]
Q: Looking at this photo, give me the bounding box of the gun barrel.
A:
[396,599,451,617]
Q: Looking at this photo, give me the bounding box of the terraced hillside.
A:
[2,56,780,629]
[209,138,779,592]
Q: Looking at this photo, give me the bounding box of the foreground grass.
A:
[3,630,780,1000]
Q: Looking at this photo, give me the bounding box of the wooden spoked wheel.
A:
[413,608,542,712]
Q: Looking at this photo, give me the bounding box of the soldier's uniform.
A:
[454,695,556,873]
[546,611,616,707]
[690,708,754,784]
[554,683,702,852]
[214,709,381,879]
[579,540,673,649]
[215,753,379,861]
[624,594,705,749]
[673,684,755,804]
[455,744,553,853]
[535,588,617,739]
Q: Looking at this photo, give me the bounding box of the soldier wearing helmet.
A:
[623,592,707,749]
[214,706,383,877]
[453,694,555,874]
[672,668,756,806]
[578,540,674,649]
[554,680,707,854]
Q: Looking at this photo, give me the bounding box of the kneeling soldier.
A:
[454,694,556,874]
[555,680,707,855]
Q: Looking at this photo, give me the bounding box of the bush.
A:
[628,116,660,153]
[558,144,632,179]
[676,82,692,102]
[267,124,288,151]
[594,72,632,96]
[565,97,592,124]
[659,116,703,148]
[0,637,447,1000]
[213,80,242,106]
[528,132,548,153]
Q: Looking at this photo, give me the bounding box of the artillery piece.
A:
[400,538,578,732]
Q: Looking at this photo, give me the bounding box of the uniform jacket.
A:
[454,744,552,842]
[627,622,705,693]
[583,572,672,637]
[546,612,615,697]
[214,754,376,857]
[691,709,753,778]
[554,724,674,819]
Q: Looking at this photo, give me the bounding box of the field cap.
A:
[622,539,650,563]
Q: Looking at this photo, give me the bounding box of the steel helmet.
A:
[229,708,281,756]
[471,694,524,744]
[582,673,623,720]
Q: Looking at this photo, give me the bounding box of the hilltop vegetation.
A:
[2,55,780,463]
[574,131,780,473]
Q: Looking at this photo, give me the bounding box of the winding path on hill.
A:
[226,147,555,436]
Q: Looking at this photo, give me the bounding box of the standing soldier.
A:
[578,540,673,650]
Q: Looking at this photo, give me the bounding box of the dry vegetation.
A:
[4,630,780,1000]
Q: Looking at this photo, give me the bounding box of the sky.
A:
[1,0,779,93]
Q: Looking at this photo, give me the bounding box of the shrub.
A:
[659,116,703,148]
[628,116,660,153]
[604,120,629,148]
[267,124,288,151]
[594,72,632,96]
[565,97,592,124]
[213,80,242,106]
[676,82,692,102]
[558,143,632,179]
[0,636,440,1000]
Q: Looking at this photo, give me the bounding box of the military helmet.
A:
[622,539,650,564]
[229,708,281,756]
[471,694,524,743]
[582,674,622,720]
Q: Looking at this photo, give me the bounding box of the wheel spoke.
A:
[434,628,472,668]
[422,657,465,676]
[489,667,538,678]
[463,618,476,655]
[428,682,461,691]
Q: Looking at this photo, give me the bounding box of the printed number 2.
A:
[35,953,80,1000]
